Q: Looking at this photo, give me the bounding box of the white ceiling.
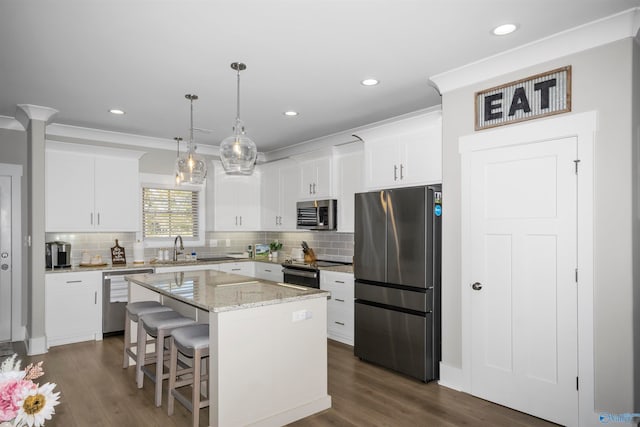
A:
[1,0,638,153]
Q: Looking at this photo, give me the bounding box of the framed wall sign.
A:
[111,239,127,265]
[475,66,571,131]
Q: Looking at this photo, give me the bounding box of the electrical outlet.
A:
[225,239,231,247]
[209,239,218,247]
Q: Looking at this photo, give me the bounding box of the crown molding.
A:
[430,7,640,94]
[15,104,58,129]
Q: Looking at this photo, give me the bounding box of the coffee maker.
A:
[46,241,72,269]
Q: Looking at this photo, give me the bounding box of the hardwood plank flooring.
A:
[11,337,557,426]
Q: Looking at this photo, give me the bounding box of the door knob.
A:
[471,282,483,291]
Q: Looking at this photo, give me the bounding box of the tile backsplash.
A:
[45,231,354,266]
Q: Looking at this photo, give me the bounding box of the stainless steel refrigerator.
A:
[354,185,442,382]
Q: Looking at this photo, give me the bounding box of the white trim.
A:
[0,163,23,342]
[458,111,596,426]
[26,334,47,356]
[431,8,640,94]
[15,104,58,128]
[46,140,145,159]
[438,362,465,392]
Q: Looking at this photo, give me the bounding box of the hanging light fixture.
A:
[219,62,257,175]
[175,94,207,184]
[173,136,183,185]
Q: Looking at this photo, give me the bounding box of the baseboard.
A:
[247,395,332,427]
[26,335,47,356]
[438,362,466,392]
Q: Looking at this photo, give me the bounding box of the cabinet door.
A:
[313,157,332,198]
[399,124,442,186]
[364,138,399,190]
[45,151,95,231]
[300,160,317,198]
[217,261,255,277]
[279,164,300,230]
[45,271,101,347]
[336,148,363,233]
[214,168,260,231]
[253,262,284,282]
[260,165,280,231]
[94,156,140,231]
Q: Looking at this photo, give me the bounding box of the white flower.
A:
[0,355,21,374]
[13,383,60,427]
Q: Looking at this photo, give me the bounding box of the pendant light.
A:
[219,62,257,175]
[176,94,207,184]
[173,136,183,185]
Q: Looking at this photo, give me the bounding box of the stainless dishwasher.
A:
[102,268,154,335]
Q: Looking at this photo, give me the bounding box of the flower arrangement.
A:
[269,241,282,253]
[0,354,60,427]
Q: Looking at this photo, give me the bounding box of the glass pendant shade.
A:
[220,119,257,175]
[176,94,207,184]
[220,62,257,175]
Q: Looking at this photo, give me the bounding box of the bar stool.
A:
[123,301,172,369]
[167,323,210,427]
[137,310,196,407]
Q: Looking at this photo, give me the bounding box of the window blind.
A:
[142,187,199,239]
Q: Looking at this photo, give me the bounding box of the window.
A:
[142,186,203,245]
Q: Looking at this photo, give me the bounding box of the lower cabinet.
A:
[45,271,102,347]
[217,261,255,277]
[320,270,354,345]
[253,262,284,282]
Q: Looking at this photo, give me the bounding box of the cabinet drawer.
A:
[327,306,354,344]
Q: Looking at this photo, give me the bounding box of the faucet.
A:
[173,235,184,261]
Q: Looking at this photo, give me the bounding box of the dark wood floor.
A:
[11,337,556,426]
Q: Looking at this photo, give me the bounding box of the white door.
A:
[0,176,12,342]
[469,137,578,426]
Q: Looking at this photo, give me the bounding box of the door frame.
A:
[459,111,596,426]
[0,163,24,341]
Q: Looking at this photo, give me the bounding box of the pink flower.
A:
[0,379,36,422]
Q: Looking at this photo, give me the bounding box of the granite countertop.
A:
[46,256,354,275]
[126,270,329,313]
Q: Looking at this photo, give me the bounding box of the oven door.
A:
[282,267,320,288]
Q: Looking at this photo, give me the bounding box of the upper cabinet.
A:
[210,162,261,231]
[334,142,364,233]
[260,159,300,231]
[298,155,333,200]
[357,111,442,190]
[45,142,142,232]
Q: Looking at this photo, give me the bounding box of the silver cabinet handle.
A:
[97,212,100,225]
[400,164,404,180]
[90,212,93,225]
[265,269,272,272]
[309,183,312,194]
[335,321,345,326]
[335,280,344,284]
[312,183,316,194]
[94,291,97,304]
[231,268,241,271]
[393,165,398,181]
[335,298,345,302]
[66,280,82,284]
[239,216,242,226]
[471,282,483,291]
[235,216,238,226]
[275,216,278,226]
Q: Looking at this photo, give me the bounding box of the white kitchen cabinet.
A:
[360,111,442,190]
[299,156,333,199]
[45,143,142,232]
[260,160,300,231]
[217,261,255,277]
[45,271,102,347]
[320,270,354,345]
[154,264,218,273]
[334,142,364,233]
[253,262,284,282]
[212,163,261,231]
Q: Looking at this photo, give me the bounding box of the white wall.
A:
[632,35,640,413]
[440,38,636,412]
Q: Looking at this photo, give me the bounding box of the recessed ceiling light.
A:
[361,78,379,86]
[492,23,518,36]
[283,111,299,116]
[109,108,125,115]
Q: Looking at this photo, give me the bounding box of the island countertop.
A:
[125,269,329,313]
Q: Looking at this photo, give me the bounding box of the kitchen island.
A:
[125,269,331,427]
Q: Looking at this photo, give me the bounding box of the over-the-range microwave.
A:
[296,199,337,230]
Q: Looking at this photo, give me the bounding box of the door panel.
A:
[354,192,386,282]
[0,176,11,341]
[470,137,578,426]
[386,187,426,288]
